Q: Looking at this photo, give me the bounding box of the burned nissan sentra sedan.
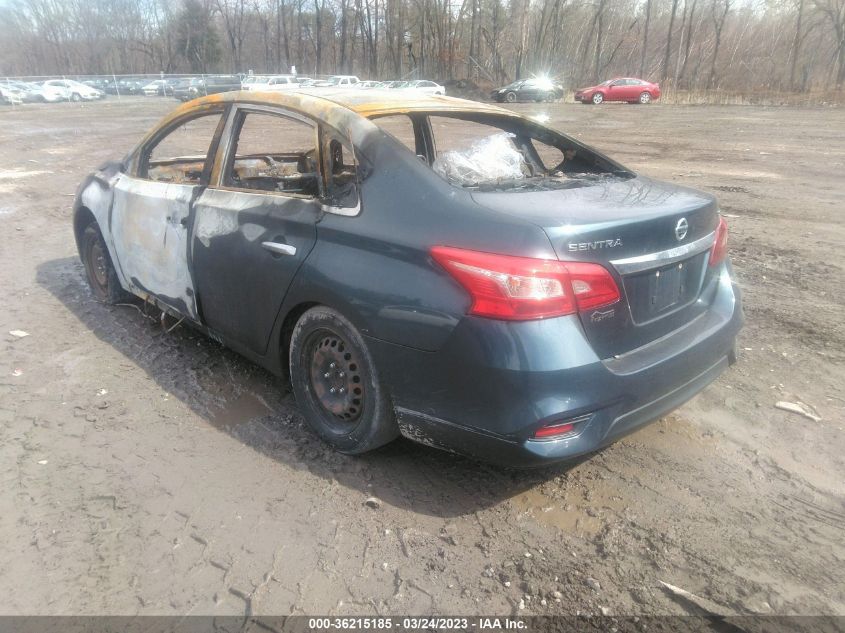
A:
[73,90,742,466]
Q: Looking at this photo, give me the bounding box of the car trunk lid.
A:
[471,176,721,358]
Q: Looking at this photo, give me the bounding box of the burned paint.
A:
[110,176,198,319]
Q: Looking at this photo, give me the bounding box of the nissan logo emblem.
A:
[675,217,689,241]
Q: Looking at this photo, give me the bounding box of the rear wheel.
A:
[592,92,603,105]
[639,91,651,104]
[80,223,129,304]
[289,307,398,454]
[71,92,81,102]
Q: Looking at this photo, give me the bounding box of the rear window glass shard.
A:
[425,114,626,192]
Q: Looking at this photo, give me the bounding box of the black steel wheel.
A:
[80,223,129,304]
[289,306,398,454]
[308,331,365,425]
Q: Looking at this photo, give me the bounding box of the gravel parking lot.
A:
[0,97,843,617]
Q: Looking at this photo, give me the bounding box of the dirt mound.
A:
[443,79,492,102]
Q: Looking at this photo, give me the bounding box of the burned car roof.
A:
[159,89,518,131]
[126,88,631,196]
[187,88,511,115]
[131,89,526,171]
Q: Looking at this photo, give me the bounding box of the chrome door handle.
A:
[261,241,297,256]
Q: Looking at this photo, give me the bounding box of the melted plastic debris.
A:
[432,133,527,186]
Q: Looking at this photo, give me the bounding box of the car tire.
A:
[71,92,81,102]
[639,91,651,104]
[289,306,399,454]
[505,91,517,103]
[80,223,129,304]
[592,92,603,105]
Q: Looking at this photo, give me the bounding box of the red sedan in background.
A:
[574,78,661,104]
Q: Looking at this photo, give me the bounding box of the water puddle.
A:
[208,391,273,430]
[511,488,603,536]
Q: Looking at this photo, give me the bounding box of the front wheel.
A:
[592,92,603,105]
[289,307,399,454]
[71,92,81,102]
[639,91,651,104]
[505,91,517,103]
[80,223,129,304]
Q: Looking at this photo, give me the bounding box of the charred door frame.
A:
[110,104,231,322]
[189,103,326,355]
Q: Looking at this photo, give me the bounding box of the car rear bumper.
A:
[369,265,742,467]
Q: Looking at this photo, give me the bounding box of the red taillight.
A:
[430,246,620,320]
[534,422,574,439]
[709,216,729,266]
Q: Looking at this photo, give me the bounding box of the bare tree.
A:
[707,0,731,89]
[1,0,843,98]
[662,0,680,81]
[813,0,845,86]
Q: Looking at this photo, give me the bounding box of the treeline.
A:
[1,0,844,92]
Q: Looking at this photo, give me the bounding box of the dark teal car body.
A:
[72,90,742,466]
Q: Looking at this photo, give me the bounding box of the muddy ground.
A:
[0,97,843,617]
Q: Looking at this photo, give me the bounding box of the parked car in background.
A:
[83,78,114,93]
[402,80,446,95]
[43,79,105,101]
[72,90,740,466]
[106,78,145,95]
[173,75,242,101]
[29,82,70,102]
[575,78,660,104]
[381,80,405,89]
[142,80,169,96]
[163,78,184,96]
[491,77,563,102]
[359,80,382,88]
[313,75,361,88]
[2,81,43,103]
[240,75,264,89]
[0,86,23,105]
[245,75,300,92]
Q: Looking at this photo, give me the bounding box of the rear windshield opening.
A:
[371,112,632,192]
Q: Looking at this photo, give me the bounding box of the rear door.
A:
[621,79,640,100]
[191,105,322,354]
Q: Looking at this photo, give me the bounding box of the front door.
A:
[110,109,225,320]
[521,80,540,100]
[191,106,322,355]
[618,79,638,101]
[606,80,623,101]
